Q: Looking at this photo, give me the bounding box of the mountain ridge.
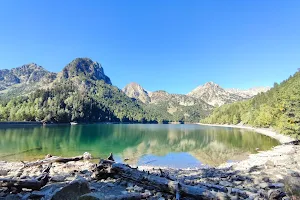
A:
[124,81,269,107]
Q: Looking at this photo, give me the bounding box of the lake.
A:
[0,124,279,168]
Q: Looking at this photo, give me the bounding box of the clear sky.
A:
[0,1,299,94]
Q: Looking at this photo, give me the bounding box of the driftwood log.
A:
[93,159,215,200]
[0,164,51,191]
[22,152,91,168]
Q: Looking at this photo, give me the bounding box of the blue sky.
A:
[0,1,299,94]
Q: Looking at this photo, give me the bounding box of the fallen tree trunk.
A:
[94,159,215,200]
[0,164,51,191]
[22,152,91,168]
[0,174,49,191]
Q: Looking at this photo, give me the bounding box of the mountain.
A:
[59,58,111,84]
[0,63,56,90]
[123,83,214,122]
[122,82,151,104]
[148,90,214,122]
[0,58,113,100]
[0,63,56,99]
[0,57,271,124]
[202,71,300,136]
[0,58,170,123]
[187,82,244,106]
[226,87,270,98]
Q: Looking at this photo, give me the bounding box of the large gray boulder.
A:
[79,192,142,200]
[51,177,90,200]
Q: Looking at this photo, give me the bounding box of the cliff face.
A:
[0,63,56,91]
[122,82,151,104]
[187,82,244,106]
[0,58,112,98]
[60,58,111,84]
[226,87,271,98]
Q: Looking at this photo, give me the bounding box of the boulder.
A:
[79,192,142,200]
[51,177,90,200]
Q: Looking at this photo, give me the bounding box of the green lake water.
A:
[0,124,279,168]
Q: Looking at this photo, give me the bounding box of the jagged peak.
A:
[122,82,150,104]
[124,82,143,88]
[203,81,220,88]
[62,57,111,84]
[12,63,46,71]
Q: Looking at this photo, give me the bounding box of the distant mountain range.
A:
[0,58,269,123]
[123,82,269,107]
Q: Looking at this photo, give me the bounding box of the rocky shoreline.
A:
[0,126,299,200]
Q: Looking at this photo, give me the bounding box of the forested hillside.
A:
[0,58,213,123]
[0,80,168,123]
[0,58,170,123]
[202,71,300,137]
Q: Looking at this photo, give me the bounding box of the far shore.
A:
[197,123,295,144]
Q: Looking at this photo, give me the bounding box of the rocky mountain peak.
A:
[62,58,112,84]
[187,82,244,106]
[123,82,150,104]
[204,81,219,87]
[0,63,56,92]
[225,87,271,98]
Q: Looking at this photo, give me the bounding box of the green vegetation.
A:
[202,71,300,137]
[0,80,167,123]
[0,58,211,124]
[0,82,210,124]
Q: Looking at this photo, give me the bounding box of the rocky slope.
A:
[59,58,112,84]
[0,63,57,99]
[0,63,56,91]
[226,87,270,98]
[0,58,112,99]
[122,82,150,104]
[187,82,244,106]
[187,82,270,106]
[123,83,214,122]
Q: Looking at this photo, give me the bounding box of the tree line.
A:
[202,71,300,137]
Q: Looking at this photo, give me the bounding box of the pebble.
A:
[144,190,152,196]
[216,192,228,200]
[0,170,9,176]
[233,181,242,186]
[126,186,134,192]
[219,181,233,187]
[51,175,66,182]
[269,182,284,188]
[155,192,163,198]
[287,170,300,177]
[133,185,143,192]
[258,182,269,189]
[262,177,270,182]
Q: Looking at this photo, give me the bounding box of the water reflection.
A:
[0,124,279,167]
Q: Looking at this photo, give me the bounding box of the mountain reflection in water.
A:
[0,124,279,168]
